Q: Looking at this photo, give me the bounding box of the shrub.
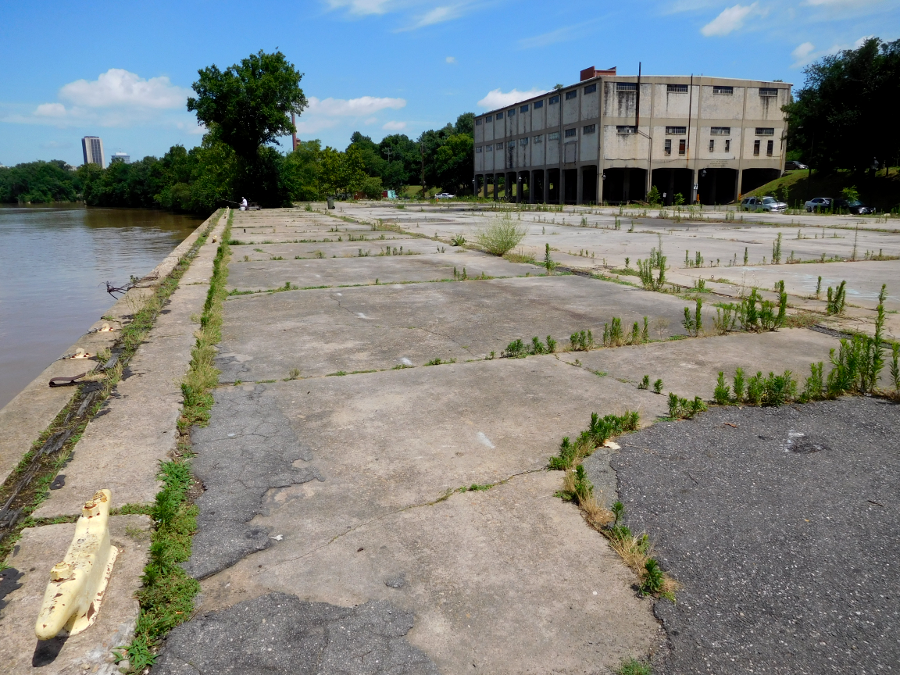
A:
[477,211,527,256]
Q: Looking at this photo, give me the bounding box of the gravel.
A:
[612,397,900,674]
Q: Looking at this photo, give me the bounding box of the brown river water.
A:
[0,204,203,410]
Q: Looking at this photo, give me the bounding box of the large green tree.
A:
[187,50,307,205]
[784,38,900,173]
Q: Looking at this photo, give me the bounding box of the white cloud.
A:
[477,88,546,110]
[34,103,67,118]
[382,120,407,130]
[325,0,394,16]
[396,3,470,31]
[307,95,406,116]
[364,117,378,124]
[446,56,456,63]
[701,3,759,36]
[792,41,816,64]
[518,26,579,49]
[59,69,189,109]
[805,0,882,5]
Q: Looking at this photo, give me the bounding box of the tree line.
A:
[784,37,900,174]
[1,50,474,215]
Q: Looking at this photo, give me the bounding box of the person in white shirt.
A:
[240,197,248,211]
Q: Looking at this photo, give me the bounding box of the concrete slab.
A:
[227,252,533,291]
[186,358,664,672]
[557,328,844,402]
[0,515,151,675]
[32,216,226,518]
[216,275,715,382]
[230,237,449,261]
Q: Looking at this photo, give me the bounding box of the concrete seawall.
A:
[0,209,226,674]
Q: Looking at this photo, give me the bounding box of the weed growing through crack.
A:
[653,378,664,394]
[616,658,652,675]
[816,276,822,298]
[826,280,847,315]
[682,298,703,337]
[503,339,527,358]
[667,392,708,419]
[638,375,650,390]
[772,232,783,264]
[637,235,667,291]
[570,329,595,351]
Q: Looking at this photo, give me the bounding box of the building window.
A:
[753,140,760,155]
[710,126,731,135]
[759,88,778,97]
[565,128,577,138]
[548,131,560,140]
[565,90,577,100]
[664,139,672,156]
[520,104,529,112]
[549,95,560,104]
[665,126,687,135]
[534,100,544,109]
[616,82,637,91]
[583,124,596,134]
[616,125,637,135]
[497,143,504,150]
[712,86,734,95]
[667,84,688,93]
[475,118,482,126]
[725,139,731,152]
[496,112,503,119]
[767,140,774,156]
[508,109,515,116]
[709,139,715,152]
[756,127,775,136]
[476,146,482,153]
[520,138,528,146]
[679,139,686,155]
[484,115,492,122]
[508,140,516,147]
[486,145,493,152]
[584,83,597,94]
[533,135,543,144]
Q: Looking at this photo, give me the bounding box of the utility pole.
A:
[291,112,297,152]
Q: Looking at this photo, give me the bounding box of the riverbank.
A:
[0,209,225,674]
[0,204,203,409]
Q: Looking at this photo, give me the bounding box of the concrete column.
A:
[576,167,584,205]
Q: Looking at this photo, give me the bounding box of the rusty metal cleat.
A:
[34,489,119,640]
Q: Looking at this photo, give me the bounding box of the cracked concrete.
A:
[186,383,324,580]
[160,204,899,673]
[153,593,439,675]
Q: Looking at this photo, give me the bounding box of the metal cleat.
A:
[34,489,119,640]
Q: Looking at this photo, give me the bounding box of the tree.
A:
[433,134,474,193]
[187,50,308,161]
[784,38,900,173]
[282,140,323,201]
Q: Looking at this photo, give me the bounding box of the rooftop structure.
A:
[110,152,130,164]
[473,67,791,205]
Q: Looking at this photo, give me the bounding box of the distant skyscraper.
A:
[82,136,105,168]
[110,152,130,164]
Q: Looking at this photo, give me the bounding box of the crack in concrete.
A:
[254,467,545,575]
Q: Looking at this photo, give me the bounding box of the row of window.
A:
[475,125,598,152]
[477,136,777,156]
[660,126,773,136]
[475,82,601,125]
[659,138,774,156]
[476,84,782,125]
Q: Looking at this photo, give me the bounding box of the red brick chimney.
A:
[580,66,617,81]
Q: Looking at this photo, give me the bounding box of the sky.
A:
[1,0,897,167]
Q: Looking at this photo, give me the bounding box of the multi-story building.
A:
[110,152,130,164]
[82,136,105,168]
[473,66,791,205]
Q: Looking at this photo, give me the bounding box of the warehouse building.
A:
[473,66,791,205]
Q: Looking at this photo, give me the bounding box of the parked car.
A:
[833,198,874,215]
[434,192,455,200]
[784,161,808,170]
[741,196,787,212]
[804,197,833,212]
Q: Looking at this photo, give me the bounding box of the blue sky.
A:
[1,0,896,167]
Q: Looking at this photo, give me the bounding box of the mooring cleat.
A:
[34,489,119,640]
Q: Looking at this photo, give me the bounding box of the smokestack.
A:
[636,62,641,130]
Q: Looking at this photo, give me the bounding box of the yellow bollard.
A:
[34,489,119,640]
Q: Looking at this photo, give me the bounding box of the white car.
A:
[804,197,832,212]
[434,192,455,200]
[740,196,787,212]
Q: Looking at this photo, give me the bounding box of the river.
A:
[0,205,203,410]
